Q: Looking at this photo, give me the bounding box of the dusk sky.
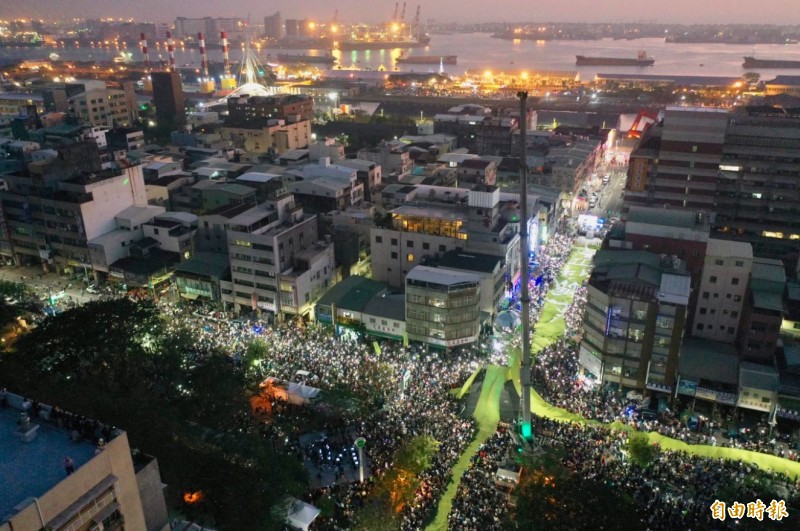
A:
[2,0,800,25]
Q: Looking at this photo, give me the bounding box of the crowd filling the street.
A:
[2,223,799,529]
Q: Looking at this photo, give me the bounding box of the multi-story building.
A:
[198,176,336,318]
[264,12,284,40]
[715,105,800,261]
[151,71,185,128]
[358,141,412,176]
[286,158,364,214]
[738,257,786,364]
[625,106,728,212]
[174,16,246,39]
[220,118,311,154]
[579,249,691,394]
[691,239,752,344]
[406,265,482,348]
[226,94,313,124]
[68,81,137,128]
[0,390,168,531]
[0,143,147,272]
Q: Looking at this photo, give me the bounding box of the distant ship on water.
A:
[576,51,655,66]
[742,56,800,69]
[397,54,456,65]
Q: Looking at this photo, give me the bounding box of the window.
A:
[731,311,739,318]
[407,240,414,248]
[731,277,739,285]
[735,260,744,267]
[423,242,430,250]
[692,145,698,153]
[391,252,398,259]
[696,323,703,331]
[375,235,383,243]
[439,245,446,252]
[733,295,742,302]
[407,253,415,262]
[391,238,398,246]
[713,293,719,298]
[699,307,707,315]
[727,326,735,334]
[710,275,717,283]
[702,292,709,299]
[715,259,723,266]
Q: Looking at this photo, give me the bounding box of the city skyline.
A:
[2,0,800,25]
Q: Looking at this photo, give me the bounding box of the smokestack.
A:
[197,32,209,78]
[166,31,176,71]
[220,31,230,77]
[140,32,150,72]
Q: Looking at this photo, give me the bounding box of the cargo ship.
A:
[397,54,456,65]
[742,56,800,69]
[275,53,335,65]
[335,34,430,51]
[0,33,45,47]
[576,51,654,66]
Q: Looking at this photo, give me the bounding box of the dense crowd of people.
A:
[535,417,799,530]
[448,426,513,530]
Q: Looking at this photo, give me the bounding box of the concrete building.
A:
[286,158,364,214]
[764,76,800,97]
[405,265,482,348]
[437,250,505,319]
[0,143,148,272]
[264,12,284,40]
[738,362,779,413]
[68,81,137,128]
[579,250,691,393]
[677,338,740,410]
[0,390,168,531]
[692,239,752,344]
[624,106,729,212]
[226,94,313,124]
[370,185,521,290]
[314,275,406,342]
[220,119,311,155]
[151,71,185,128]
[358,141,412,176]
[173,251,231,303]
[739,257,785,364]
[715,105,800,262]
[207,189,335,318]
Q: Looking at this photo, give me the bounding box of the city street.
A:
[0,265,98,306]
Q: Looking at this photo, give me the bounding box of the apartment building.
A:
[68,81,137,128]
[0,391,168,531]
[692,239,752,344]
[370,185,521,289]
[579,250,691,393]
[406,265,482,348]
[0,143,147,272]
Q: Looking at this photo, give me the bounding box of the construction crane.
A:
[393,2,399,21]
[400,2,407,21]
[412,5,421,27]
[332,9,338,23]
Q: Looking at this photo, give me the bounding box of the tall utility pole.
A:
[518,91,533,441]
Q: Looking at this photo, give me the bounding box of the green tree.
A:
[626,431,658,468]
[513,451,646,531]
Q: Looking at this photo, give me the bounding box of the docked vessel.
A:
[275,53,335,65]
[397,54,456,65]
[575,51,654,66]
[0,33,45,47]
[742,56,800,69]
[335,34,430,51]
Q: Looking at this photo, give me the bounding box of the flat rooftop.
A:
[0,406,96,520]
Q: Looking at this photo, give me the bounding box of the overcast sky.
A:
[2,0,799,25]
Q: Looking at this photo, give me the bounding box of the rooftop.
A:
[316,275,387,313]
[362,292,406,322]
[0,398,97,520]
[706,238,752,260]
[626,206,704,229]
[740,361,779,392]
[392,204,466,222]
[406,265,481,287]
[679,338,739,386]
[236,172,282,184]
[173,252,231,279]
[439,250,502,274]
